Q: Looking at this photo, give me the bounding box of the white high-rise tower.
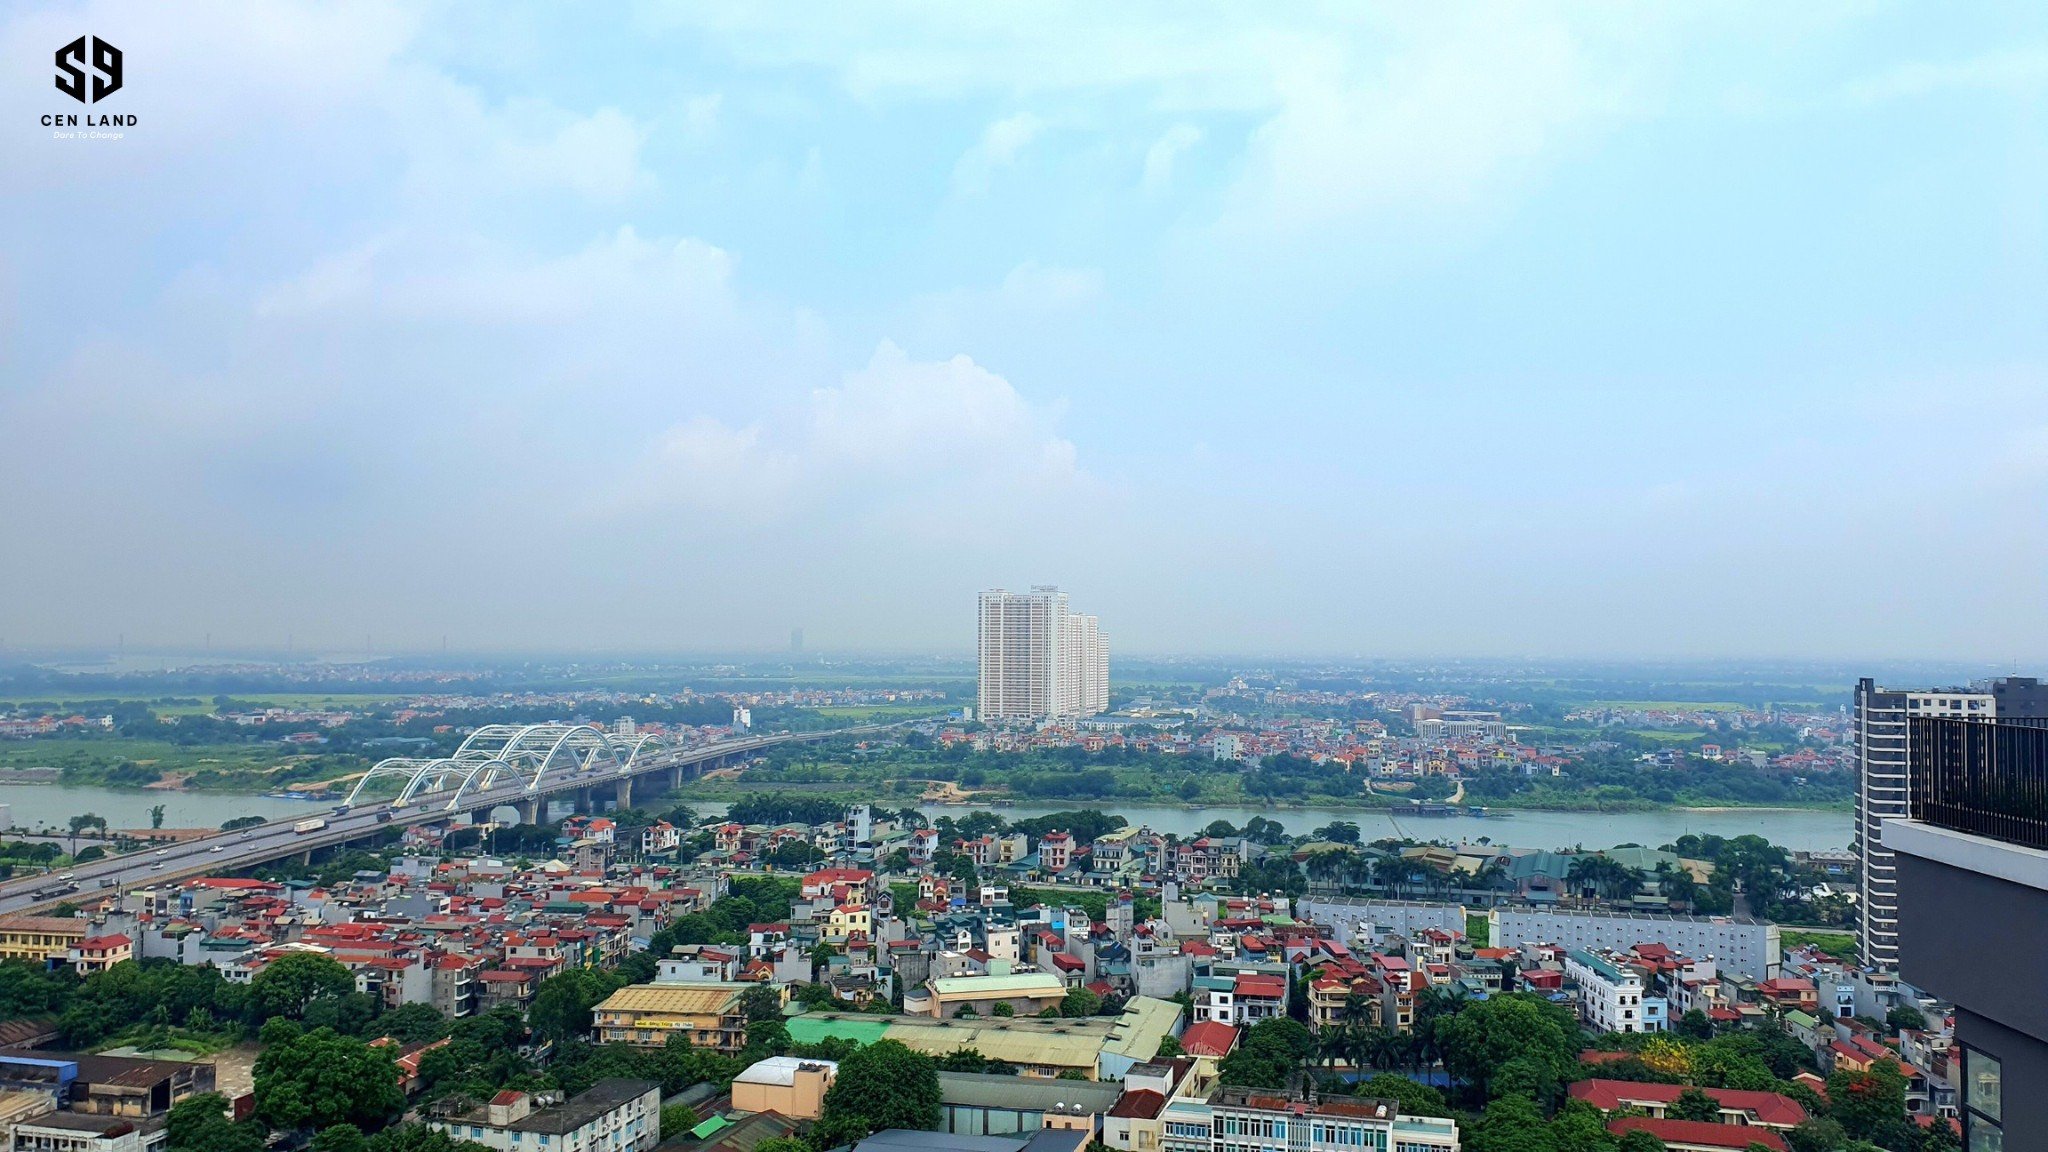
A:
[978,586,1109,722]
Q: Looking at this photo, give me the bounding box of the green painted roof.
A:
[690,1115,732,1139]
[785,1015,892,1046]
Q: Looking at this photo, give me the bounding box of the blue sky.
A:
[2,2,2046,659]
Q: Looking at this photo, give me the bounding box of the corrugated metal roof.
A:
[938,1070,1119,1111]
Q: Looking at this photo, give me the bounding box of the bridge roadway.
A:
[0,726,882,918]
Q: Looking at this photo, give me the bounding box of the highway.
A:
[0,726,877,917]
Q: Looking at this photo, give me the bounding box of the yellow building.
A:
[731,1057,836,1120]
[592,984,749,1052]
[0,916,87,966]
[823,903,871,944]
[912,972,1068,1019]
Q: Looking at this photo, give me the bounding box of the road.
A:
[0,726,880,917]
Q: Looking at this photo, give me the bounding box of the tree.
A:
[1218,1018,1315,1090]
[1885,1004,1928,1034]
[1616,1131,1669,1152]
[1434,995,1578,1100]
[1464,1093,1553,1152]
[66,813,99,857]
[1785,1122,1849,1152]
[376,1003,449,1045]
[249,952,356,1021]
[223,815,268,831]
[1675,1009,1713,1040]
[1353,1073,1450,1118]
[1667,1088,1720,1122]
[991,1001,1014,1017]
[166,1092,264,1152]
[311,1126,371,1152]
[820,1039,942,1139]
[529,969,622,1044]
[150,804,167,830]
[253,1027,405,1133]
[1826,1061,1908,1142]
[1155,1034,1183,1059]
[659,1104,699,1137]
[1061,986,1102,1018]
[738,983,783,1023]
[366,1126,491,1152]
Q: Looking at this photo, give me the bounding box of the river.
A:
[912,802,1850,851]
[0,783,1853,853]
[0,784,330,835]
[701,796,1848,852]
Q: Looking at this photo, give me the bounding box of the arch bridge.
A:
[343,723,668,812]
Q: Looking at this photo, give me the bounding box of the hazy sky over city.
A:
[3,2,2046,659]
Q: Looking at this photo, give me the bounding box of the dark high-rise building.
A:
[1892,714,2048,1149]
[1855,675,2048,970]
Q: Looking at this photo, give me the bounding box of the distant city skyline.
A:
[4,5,2047,659]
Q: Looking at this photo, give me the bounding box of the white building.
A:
[977,586,1109,721]
[1208,1086,1460,1152]
[1488,907,1781,982]
[428,1080,661,1152]
[1565,949,1665,1034]
[732,706,751,731]
[1854,679,1993,971]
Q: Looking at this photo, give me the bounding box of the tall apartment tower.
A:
[978,587,1109,722]
[1855,676,2048,970]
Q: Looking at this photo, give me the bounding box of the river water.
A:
[699,797,1849,852]
[0,784,329,835]
[902,802,1851,851]
[0,784,1853,852]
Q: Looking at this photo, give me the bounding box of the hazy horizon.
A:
[6,4,2047,660]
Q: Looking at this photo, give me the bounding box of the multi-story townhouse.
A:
[1566,949,1665,1034]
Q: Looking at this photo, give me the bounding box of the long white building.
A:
[978,586,1109,722]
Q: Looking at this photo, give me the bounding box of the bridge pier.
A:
[668,764,683,791]
[515,797,540,825]
[574,788,594,816]
[615,777,633,810]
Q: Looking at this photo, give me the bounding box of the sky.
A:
[2,2,2046,660]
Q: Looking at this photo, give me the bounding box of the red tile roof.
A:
[1179,1021,1239,1057]
[1570,1080,1807,1128]
[1107,1089,1166,1119]
[1607,1118,1787,1151]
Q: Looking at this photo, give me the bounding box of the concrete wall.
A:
[1299,898,1467,948]
[1894,828,2048,1151]
[1488,907,1779,981]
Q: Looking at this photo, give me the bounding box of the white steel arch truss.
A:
[343,723,664,810]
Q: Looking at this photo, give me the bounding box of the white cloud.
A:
[1840,46,2048,106]
[622,341,1083,516]
[1141,123,1203,194]
[952,112,1044,194]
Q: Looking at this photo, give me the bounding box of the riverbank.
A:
[668,777,1851,817]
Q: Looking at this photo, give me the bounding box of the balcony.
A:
[1909,717,2048,851]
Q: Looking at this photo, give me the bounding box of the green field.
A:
[1579,700,1751,712]
[1779,928,1857,961]
[0,693,402,715]
[807,704,955,720]
[0,736,357,791]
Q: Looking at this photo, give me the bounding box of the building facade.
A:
[427,1080,661,1152]
[1891,714,2048,1151]
[978,587,1109,722]
[1487,907,1779,983]
[1207,1086,1460,1152]
[1856,676,2048,970]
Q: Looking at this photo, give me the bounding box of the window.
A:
[1966,1047,2001,1121]
[1961,1046,2002,1151]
